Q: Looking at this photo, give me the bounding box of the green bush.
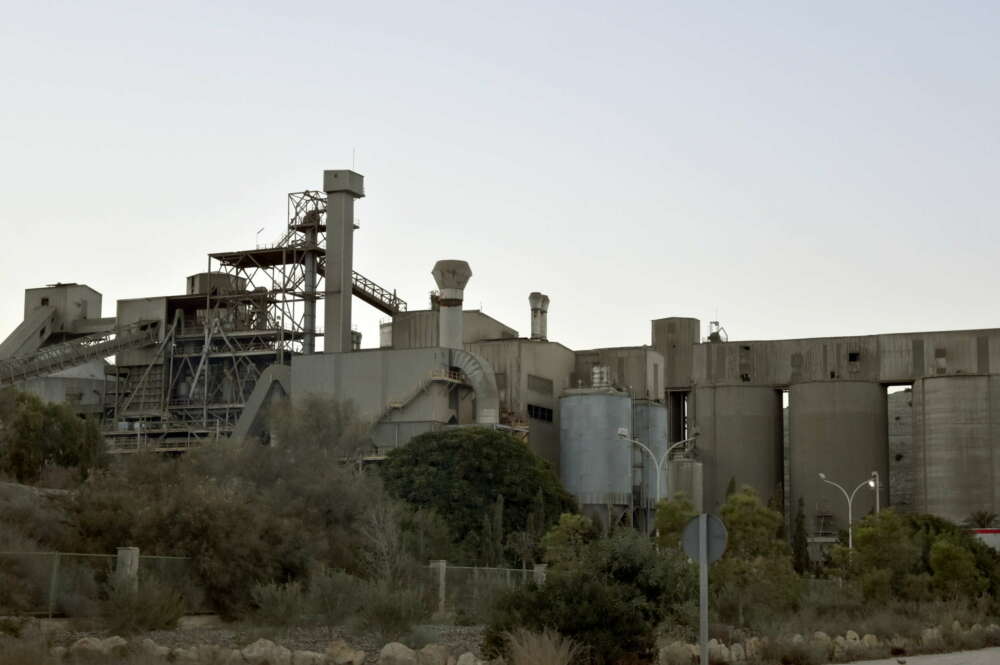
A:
[358,583,428,642]
[484,571,653,665]
[251,580,308,627]
[101,575,186,634]
[308,567,364,627]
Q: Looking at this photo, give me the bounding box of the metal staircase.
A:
[372,369,465,424]
[315,257,407,315]
[0,321,160,386]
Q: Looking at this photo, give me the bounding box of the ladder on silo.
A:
[0,321,160,386]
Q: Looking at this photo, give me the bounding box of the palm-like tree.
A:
[963,510,998,529]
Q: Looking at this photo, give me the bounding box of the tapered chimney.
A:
[431,260,472,349]
[529,292,549,341]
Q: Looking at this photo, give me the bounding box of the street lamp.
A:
[870,471,880,514]
[818,472,877,549]
[617,427,699,508]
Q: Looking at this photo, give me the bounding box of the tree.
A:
[713,487,800,625]
[654,493,696,549]
[0,389,103,483]
[930,535,988,599]
[791,497,810,574]
[964,510,999,529]
[541,514,599,568]
[380,427,575,558]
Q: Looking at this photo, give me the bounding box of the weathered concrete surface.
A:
[853,647,1000,664]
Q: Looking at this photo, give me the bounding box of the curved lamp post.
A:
[818,472,876,549]
[617,427,699,535]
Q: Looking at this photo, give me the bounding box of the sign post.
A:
[682,514,727,665]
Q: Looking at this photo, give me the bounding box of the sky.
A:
[1,1,999,351]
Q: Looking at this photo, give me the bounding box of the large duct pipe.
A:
[431,260,472,350]
[323,170,364,353]
[529,292,550,341]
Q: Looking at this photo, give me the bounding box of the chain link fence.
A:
[424,561,546,622]
[0,549,206,617]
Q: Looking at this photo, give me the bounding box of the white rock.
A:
[140,638,170,659]
[380,642,418,665]
[845,630,860,642]
[812,631,830,644]
[862,634,879,648]
[293,650,327,665]
[69,637,107,663]
[729,643,746,662]
[790,634,804,644]
[328,639,367,665]
[243,638,292,665]
[456,652,479,665]
[922,627,942,645]
[172,647,201,662]
[218,648,248,665]
[657,643,690,665]
[102,636,129,658]
[418,644,450,665]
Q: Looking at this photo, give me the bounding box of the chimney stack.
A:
[529,292,550,341]
[431,260,472,349]
[323,169,364,353]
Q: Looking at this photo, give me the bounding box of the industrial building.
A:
[2,168,998,542]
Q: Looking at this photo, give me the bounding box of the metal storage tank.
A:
[789,381,888,538]
[668,457,704,512]
[560,388,633,530]
[631,399,668,507]
[912,375,999,522]
[693,385,782,513]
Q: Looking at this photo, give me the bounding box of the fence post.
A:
[47,553,61,619]
[430,560,447,614]
[533,563,547,584]
[116,547,140,595]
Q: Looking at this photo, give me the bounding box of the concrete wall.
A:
[651,317,700,390]
[115,297,167,367]
[24,284,102,329]
[391,310,518,349]
[573,346,665,400]
[691,329,1000,387]
[888,389,914,511]
[467,338,576,470]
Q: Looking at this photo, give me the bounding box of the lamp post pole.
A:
[617,429,698,535]
[871,471,880,514]
[818,473,876,549]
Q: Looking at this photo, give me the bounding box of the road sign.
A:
[682,513,727,563]
[682,513,728,665]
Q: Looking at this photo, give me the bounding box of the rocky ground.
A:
[46,620,485,662]
[853,647,1000,664]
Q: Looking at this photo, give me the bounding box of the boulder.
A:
[952,620,963,633]
[327,640,366,665]
[790,634,804,645]
[729,643,746,662]
[140,638,171,660]
[218,648,248,665]
[743,637,762,659]
[812,631,830,644]
[861,634,879,648]
[49,646,67,661]
[195,644,223,662]
[707,640,729,663]
[845,630,860,643]
[102,636,129,658]
[971,623,985,634]
[418,644,450,665]
[832,636,848,660]
[292,650,327,665]
[69,637,107,664]
[657,642,690,665]
[379,642,418,665]
[244,638,292,665]
[921,627,943,646]
[171,647,200,662]
[456,653,480,665]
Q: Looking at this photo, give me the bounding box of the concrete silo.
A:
[692,385,782,513]
[559,387,633,531]
[789,381,888,537]
[911,375,1000,522]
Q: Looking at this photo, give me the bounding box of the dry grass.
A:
[505,628,583,665]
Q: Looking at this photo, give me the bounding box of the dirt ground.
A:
[853,647,1000,665]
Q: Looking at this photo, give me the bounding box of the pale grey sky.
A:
[1,1,998,351]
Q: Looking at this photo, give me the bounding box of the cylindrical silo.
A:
[693,385,782,513]
[668,457,704,513]
[789,381,888,538]
[912,375,999,522]
[632,400,668,507]
[560,388,633,531]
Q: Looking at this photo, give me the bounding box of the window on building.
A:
[527,404,553,422]
[41,298,49,306]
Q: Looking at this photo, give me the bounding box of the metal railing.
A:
[0,321,159,386]
[425,561,546,620]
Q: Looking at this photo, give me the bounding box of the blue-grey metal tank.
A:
[632,399,668,506]
[559,388,633,512]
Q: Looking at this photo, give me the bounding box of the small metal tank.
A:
[560,387,633,530]
[789,380,888,537]
[912,375,999,522]
[631,399,668,507]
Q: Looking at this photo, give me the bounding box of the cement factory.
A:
[1,169,997,546]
